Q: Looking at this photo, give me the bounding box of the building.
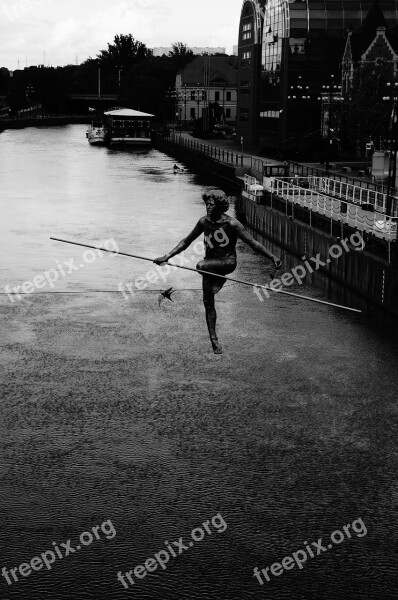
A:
[175,56,238,126]
[342,2,398,95]
[340,0,398,157]
[236,0,398,154]
[152,47,226,57]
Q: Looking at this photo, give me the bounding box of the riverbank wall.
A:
[154,133,243,188]
[240,194,398,317]
[0,116,88,130]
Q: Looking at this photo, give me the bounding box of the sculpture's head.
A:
[202,192,229,221]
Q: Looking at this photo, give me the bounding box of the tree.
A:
[168,42,194,70]
[97,34,150,70]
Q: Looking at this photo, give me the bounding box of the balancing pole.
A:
[50,237,362,314]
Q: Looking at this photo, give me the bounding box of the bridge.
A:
[69,94,118,102]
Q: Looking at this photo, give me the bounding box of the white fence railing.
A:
[272,178,397,241]
[307,176,395,215]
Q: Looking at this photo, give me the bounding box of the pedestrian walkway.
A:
[171,130,394,196]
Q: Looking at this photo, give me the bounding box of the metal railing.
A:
[307,176,396,215]
[168,133,244,167]
[163,134,398,215]
[289,161,398,197]
[272,178,397,241]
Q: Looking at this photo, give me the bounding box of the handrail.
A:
[272,178,397,241]
[166,132,244,168]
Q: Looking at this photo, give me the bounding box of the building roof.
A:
[346,0,398,61]
[180,56,238,87]
[104,108,154,117]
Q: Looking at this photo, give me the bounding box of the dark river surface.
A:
[0,125,397,599]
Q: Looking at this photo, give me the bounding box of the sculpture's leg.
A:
[203,287,222,354]
[197,258,237,355]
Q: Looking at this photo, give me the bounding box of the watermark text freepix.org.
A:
[4,238,119,303]
[253,231,365,302]
[3,0,53,22]
[118,227,229,300]
[2,519,116,586]
[117,513,227,589]
[253,517,367,585]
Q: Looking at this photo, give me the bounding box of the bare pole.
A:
[50,237,362,313]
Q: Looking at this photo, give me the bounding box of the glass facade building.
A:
[237,0,398,152]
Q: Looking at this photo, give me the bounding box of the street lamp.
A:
[177,84,189,128]
[196,85,204,120]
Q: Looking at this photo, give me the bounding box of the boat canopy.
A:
[104,108,154,118]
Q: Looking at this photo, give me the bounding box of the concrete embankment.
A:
[240,194,398,318]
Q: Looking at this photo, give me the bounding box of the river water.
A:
[0,125,397,600]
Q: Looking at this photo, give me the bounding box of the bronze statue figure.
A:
[154,192,281,354]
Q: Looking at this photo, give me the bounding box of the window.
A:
[243,23,252,31]
[215,91,220,101]
[261,0,289,77]
[260,110,280,118]
[191,91,196,100]
[190,107,196,118]
[226,108,231,118]
[226,91,232,101]
[289,38,305,54]
[243,32,252,40]
[241,51,252,67]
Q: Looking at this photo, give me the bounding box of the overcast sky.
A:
[1,0,242,69]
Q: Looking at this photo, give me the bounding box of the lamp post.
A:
[177,85,189,128]
[382,80,398,215]
[287,75,311,159]
[116,66,122,99]
[196,85,204,120]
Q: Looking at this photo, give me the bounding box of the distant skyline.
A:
[0,0,242,69]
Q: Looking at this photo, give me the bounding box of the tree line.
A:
[0,37,223,119]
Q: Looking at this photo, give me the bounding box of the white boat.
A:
[103,108,154,146]
[86,121,107,146]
